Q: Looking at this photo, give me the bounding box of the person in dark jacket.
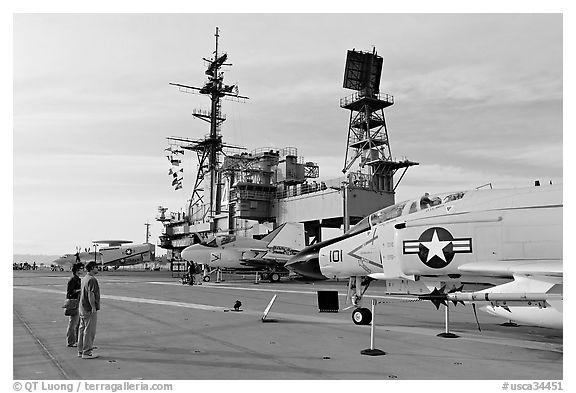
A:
[188,261,195,285]
[66,263,82,347]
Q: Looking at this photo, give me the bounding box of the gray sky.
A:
[13,13,563,255]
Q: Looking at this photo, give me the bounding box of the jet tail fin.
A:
[263,222,306,251]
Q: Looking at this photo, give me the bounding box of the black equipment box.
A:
[317,291,339,312]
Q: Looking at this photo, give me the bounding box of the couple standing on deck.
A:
[66,261,101,359]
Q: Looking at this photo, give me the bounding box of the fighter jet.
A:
[181,222,305,282]
[286,183,562,329]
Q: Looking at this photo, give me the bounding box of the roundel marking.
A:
[402,227,472,269]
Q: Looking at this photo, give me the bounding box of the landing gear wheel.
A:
[203,275,210,282]
[269,273,281,283]
[260,273,270,281]
[352,308,372,325]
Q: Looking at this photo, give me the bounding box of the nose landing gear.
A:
[352,307,372,325]
[347,276,374,325]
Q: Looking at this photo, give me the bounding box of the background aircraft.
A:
[181,222,305,282]
[52,247,102,268]
[97,240,155,267]
[286,183,562,329]
[52,240,155,269]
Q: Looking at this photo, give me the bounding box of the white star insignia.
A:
[420,229,451,262]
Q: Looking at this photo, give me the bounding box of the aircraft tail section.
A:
[263,222,306,251]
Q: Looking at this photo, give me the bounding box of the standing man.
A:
[187,261,202,286]
[187,261,195,285]
[78,261,100,359]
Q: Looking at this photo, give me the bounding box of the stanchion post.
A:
[445,303,449,333]
[361,299,386,356]
[437,303,459,338]
[369,299,376,349]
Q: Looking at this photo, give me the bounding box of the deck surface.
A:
[13,270,562,381]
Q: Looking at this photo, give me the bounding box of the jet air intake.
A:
[285,244,327,280]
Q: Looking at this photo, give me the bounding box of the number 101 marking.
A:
[330,249,343,263]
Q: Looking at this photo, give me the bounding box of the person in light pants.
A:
[78,261,100,359]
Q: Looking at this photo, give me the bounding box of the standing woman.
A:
[66,263,82,347]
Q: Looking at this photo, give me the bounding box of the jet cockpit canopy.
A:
[346,190,468,236]
[203,234,237,248]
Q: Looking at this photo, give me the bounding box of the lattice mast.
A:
[340,48,417,192]
[168,27,248,228]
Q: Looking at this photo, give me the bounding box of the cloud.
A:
[457,143,562,170]
[12,14,563,254]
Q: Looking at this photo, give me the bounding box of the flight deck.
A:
[13,270,562,380]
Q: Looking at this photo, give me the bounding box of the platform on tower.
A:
[340,91,394,111]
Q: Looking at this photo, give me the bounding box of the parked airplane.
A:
[97,240,156,267]
[53,241,155,268]
[286,183,562,329]
[52,247,102,267]
[181,222,305,282]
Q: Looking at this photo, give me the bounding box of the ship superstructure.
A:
[157,30,417,262]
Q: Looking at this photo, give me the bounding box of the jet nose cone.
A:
[286,247,327,280]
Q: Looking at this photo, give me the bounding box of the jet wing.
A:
[245,248,268,254]
[458,259,563,328]
[239,258,288,268]
[458,259,563,278]
[94,240,133,247]
[239,247,296,267]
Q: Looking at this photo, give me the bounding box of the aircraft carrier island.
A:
[157,28,417,265]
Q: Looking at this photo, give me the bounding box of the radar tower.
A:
[340,48,417,193]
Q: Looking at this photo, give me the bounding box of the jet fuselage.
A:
[286,184,563,328]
